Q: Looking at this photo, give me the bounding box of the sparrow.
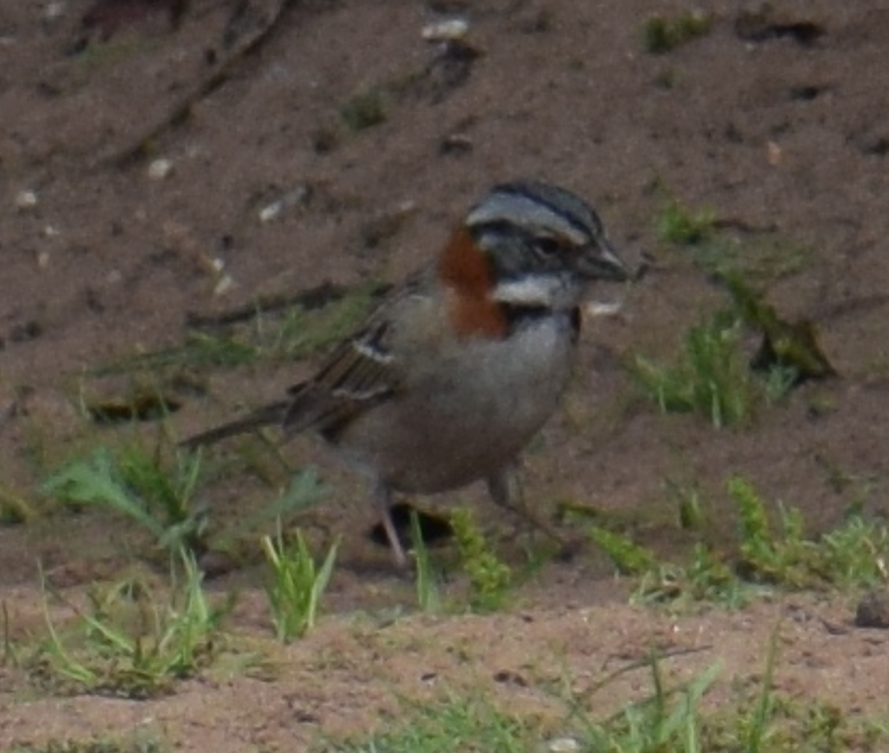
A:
[183,180,633,567]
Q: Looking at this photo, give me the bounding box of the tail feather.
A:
[179,400,290,449]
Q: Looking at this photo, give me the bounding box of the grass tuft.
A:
[330,636,889,753]
[730,476,889,590]
[629,309,759,428]
[450,508,512,612]
[411,510,444,614]
[340,87,388,131]
[336,692,530,752]
[31,552,228,698]
[0,483,32,525]
[643,11,713,54]
[656,199,717,244]
[42,441,327,560]
[93,281,381,377]
[590,525,658,575]
[632,476,889,607]
[628,271,826,429]
[43,445,209,556]
[261,524,338,642]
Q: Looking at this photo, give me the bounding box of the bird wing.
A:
[181,272,431,448]
[282,277,430,438]
[179,399,291,448]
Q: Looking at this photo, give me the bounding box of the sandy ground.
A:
[2,0,889,749]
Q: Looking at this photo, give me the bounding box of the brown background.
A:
[2,1,889,749]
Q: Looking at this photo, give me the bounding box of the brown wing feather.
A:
[179,399,290,448]
[281,279,426,436]
[283,321,402,438]
[182,274,425,448]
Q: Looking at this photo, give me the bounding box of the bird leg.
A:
[485,463,577,557]
[372,481,409,569]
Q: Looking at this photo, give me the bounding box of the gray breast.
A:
[338,313,577,494]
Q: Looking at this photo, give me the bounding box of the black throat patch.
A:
[498,303,581,343]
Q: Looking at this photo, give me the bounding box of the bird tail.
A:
[179,400,291,449]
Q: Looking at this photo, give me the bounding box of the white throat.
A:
[492,273,581,311]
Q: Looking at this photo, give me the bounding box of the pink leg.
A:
[373,481,408,568]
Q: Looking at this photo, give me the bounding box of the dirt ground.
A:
[3,0,889,750]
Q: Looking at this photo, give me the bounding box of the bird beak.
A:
[578,238,632,282]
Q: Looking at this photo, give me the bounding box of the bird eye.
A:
[535,238,563,256]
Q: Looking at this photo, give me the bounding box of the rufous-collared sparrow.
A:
[183,180,634,567]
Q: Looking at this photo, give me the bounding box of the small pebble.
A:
[15,190,38,210]
[548,737,580,753]
[258,186,311,222]
[422,18,469,42]
[259,200,283,223]
[586,300,623,318]
[213,273,235,296]
[148,158,174,180]
[439,133,473,156]
[45,1,67,21]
